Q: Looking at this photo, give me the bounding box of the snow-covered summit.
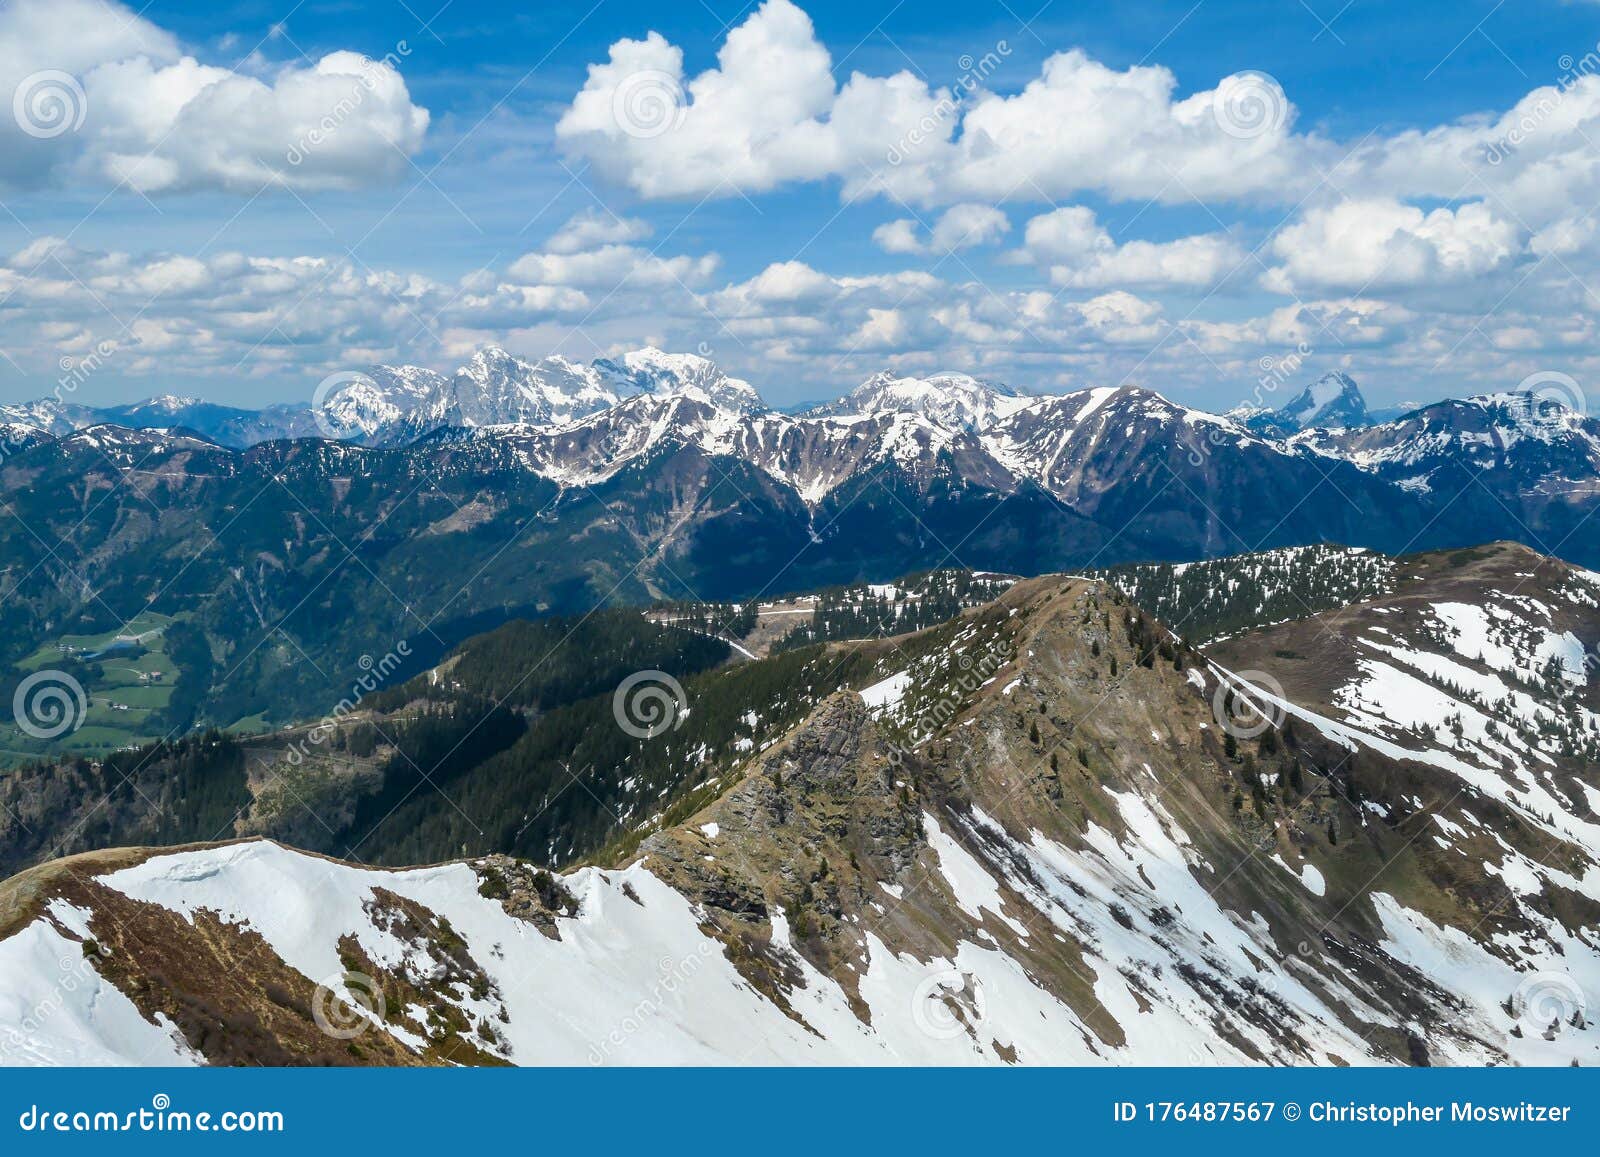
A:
[310,345,768,444]
[1290,389,1600,486]
[593,346,766,414]
[808,369,1030,432]
[1279,371,1368,430]
[116,394,204,416]
[0,397,93,436]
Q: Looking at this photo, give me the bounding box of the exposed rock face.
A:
[473,854,578,939]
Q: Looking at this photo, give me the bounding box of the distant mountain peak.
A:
[592,346,766,414]
[1277,371,1368,430]
[1237,371,1369,437]
[129,394,203,412]
[808,368,1030,431]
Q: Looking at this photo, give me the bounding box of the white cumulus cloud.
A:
[556,0,1310,207]
[0,0,429,193]
[1264,198,1523,293]
[1018,206,1243,288]
[872,204,1010,255]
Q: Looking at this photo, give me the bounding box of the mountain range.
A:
[2,347,766,449]
[0,354,1481,450]
[2,351,1598,757]
[1,541,1595,1065]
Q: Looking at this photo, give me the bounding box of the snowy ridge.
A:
[458,379,1304,510]
[8,363,1600,545]
[807,370,1032,432]
[1290,392,1600,490]
[593,347,765,415]
[460,393,1005,502]
[982,384,1287,503]
[325,345,762,443]
[1210,660,1600,1065]
[0,835,1368,1066]
[0,398,95,436]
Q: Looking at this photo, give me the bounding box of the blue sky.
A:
[2,0,1598,411]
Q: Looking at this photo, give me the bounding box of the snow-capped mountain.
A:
[321,345,768,445]
[367,350,611,443]
[984,385,1279,498]
[1277,371,1369,430]
[0,397,96,435]
[0,395,318,448]
[1293,392,1600,483]
[5,366,1600,713]
[1238,371,1371,436]
[453,389,1009,503]
[594,347,766,415]
[313,363,446,441]
[807,370,1031,432]
[102,393,201,419]
[441,380,1365,522]
[0,346,767,451]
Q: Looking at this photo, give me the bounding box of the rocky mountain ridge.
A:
[3,555,1596,1066]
